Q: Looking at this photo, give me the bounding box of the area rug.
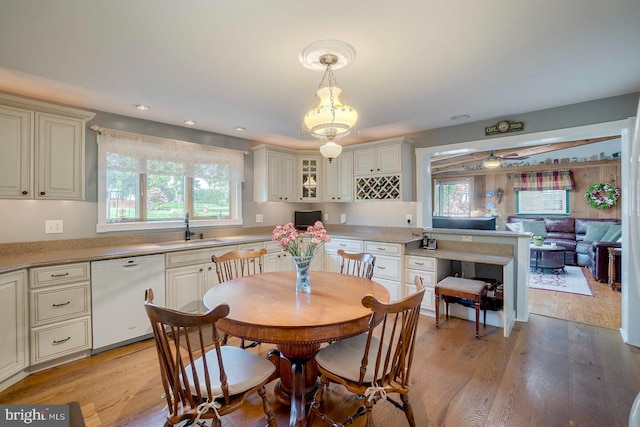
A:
[529,266,593,296]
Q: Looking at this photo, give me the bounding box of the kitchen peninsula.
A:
[413,228,531,336]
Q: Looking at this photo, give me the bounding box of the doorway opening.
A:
[416,119,629,333]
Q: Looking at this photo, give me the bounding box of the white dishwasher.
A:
[91,254,165,353]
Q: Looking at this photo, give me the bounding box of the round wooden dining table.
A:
[202,271,390,427]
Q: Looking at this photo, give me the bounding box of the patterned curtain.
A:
[512,170,574,191]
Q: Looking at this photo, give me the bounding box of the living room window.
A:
[516,189,570,215]
[96,128,244,232]
[513,170,574,216]
[433,178,472,216]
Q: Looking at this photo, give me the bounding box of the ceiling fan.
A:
[499,152,529,160]
[482,150,532,168]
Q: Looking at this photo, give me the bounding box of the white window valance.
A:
[97,128,244,182]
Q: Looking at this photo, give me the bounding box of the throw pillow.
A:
[506,222,524,233]
[584,221,613,243]
[601,224,622,242]
[521,220,548,238]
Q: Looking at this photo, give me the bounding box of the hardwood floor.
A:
[2,311,639,427]
[528,266,621,329]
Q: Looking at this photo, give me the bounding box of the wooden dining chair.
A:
[337,249,376,280]
[212,248,267,348]
[306,275,425,427]
[143,288,278,427]
[212,248,267,283]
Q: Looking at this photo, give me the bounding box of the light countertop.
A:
[0,229,422,274]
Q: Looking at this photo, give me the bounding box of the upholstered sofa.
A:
[506,216,621,282]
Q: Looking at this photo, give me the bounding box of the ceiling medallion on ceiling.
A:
[299,40,358,163]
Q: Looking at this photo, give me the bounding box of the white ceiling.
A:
[1,0,639,150]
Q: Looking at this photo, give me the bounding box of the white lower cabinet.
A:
[165,245,235,313]
[365,241,403,300]
[404,254,451,315]
[263,241,294,272]
[0,270,28,385]
[28,262,92,365]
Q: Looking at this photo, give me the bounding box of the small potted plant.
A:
[532,235,544,246]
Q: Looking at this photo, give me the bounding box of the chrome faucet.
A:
[185,212,194,241]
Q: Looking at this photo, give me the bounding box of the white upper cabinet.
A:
[0,94,94,200]
[298,156,321,202]
[254,138,413,202]
[253,145,297,202]
[354,143,402,175]
[0,106,32,198]
[36,113,84,199]
[323,150,353,202]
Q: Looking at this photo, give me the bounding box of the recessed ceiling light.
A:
[234,126,246,131]
[184,120,196,126]
[450,114,470,121]
[134,104,150,111]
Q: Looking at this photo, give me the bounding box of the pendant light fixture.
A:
[299,40,358,163]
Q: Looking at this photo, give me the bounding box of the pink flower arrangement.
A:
[272,221,331,257]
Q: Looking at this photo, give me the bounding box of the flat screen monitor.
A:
[294,210,322,230]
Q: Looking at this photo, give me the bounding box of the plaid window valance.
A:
[513,170,574,191]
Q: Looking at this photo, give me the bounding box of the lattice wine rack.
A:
[355,175,401,200]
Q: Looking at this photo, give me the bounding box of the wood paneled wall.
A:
[434,160,621,230]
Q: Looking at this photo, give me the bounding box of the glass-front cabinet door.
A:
[298,156,320,201]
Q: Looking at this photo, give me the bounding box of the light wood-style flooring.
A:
[1,310,638,426]
[528,266,621,329]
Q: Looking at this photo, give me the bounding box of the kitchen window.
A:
[96,129,244,232]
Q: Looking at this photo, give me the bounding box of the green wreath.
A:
[585,183,620,209]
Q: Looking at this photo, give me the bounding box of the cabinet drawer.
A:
[364,241,402,256]
[325,238,363,252]
[372,255,401,281]
[30,316,91,364]
[165,246,235,268]
[264,241,282,253]
[30,262,90,288]
[405,268,437,287]
[405,255,436,271]
[30,282,91,326]
[237,242,264,252]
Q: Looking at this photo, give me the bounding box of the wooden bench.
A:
[435,277,489,339]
